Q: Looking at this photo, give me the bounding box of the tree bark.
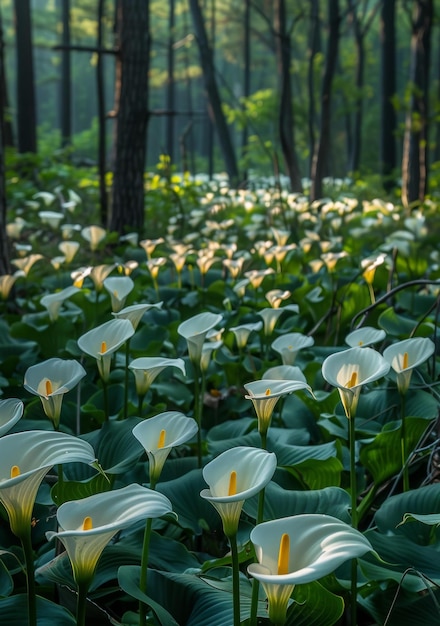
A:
[274,0,303,192]
[97,0,108,225]
[0,9,10,275]
[110,0,150,234]
[401,0,433,208]
[59,0,71,148]
[166,0,175,161]
[189,0,239,187]
[310,0,340,201]
[307,0,321,177]
[13,0,37,153]
[347,0,364,174]
[380,0,397,190]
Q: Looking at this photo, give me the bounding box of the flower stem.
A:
[400,394,409,491]
[139,516,153,626]
[21,529,37,626]
[124,339,131,419]
[76,579,90,626]
[193,367,203,468]
[349,415,358,626]
[228,533,241,626]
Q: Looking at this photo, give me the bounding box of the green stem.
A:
[21,529,37,626]
[76,579,90,626]
[138,392,145,417]
[349,415,358,626]
[228,533,241,626]
[401,394,409,492]
[124,339,131,419]
[139,516,153,626]
[193,367,203,468]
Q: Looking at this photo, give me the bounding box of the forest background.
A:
[0,0,438,272]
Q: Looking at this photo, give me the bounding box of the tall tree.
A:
[13,0,37,153]
[110,0,150,234]
[307,0,321,176]
[97,0,108,225]
[0,8,10,275]
[273,0,303,192]
[380,0,397,189]
[310,0,341,201]
[189,0,239,186]
[401,0,433,208]
[166,0,175,160]
[59,0,71,148]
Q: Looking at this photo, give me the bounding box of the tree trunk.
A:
[166,0,175,161]
[13,0,37,153]
[188,0,239,186]
[307,0,321,177]
[110,0,150,234]
[401,0,433,208]
[0,9,10,275]
[241,0,251,180]
[274,0,303,192]
[380,0,397,190]
[347,0,364,174]
[310,0,340,201]
[59,0,71,148]
[97,0,108,225]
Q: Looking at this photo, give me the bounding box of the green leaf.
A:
[0,594,76,625]
[51,472,111,506]
[378,307,434,338]
[271,440,343,489]
[360,584,440,626]
[0,559,13,598]
[286,580,345,626]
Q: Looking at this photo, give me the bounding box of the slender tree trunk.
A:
[401,0,433,208]
[307,0,321,176]
[347,0,364,174]
[166,0,175,161]
[110,0,150,234]
[241,0,251,180]
[0,9,10,275]
[380,0,397,190]
[188,0,239,186]
[310,0,340,201]
[13,0,37,153]
[274,0,302,192]
[97,0,108,225]
[60,0,71,148]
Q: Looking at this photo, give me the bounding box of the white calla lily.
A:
[24,358,86,428]
[113,302,163,330]
[77,318,135,382]
[46,484,173,588]
[128,357,186,397]
[248,514,373,625]
[345,326,386,348]
[178,312,223,367]
[132,411,197,485]
[244,379,313,437]
[103,276,134,312]
[383,337,435,395]
[0,398,23,436]
[271,332,314,365]
[230,321,263,350]
[200,446,277,537]
[40,285,80,321]
[58,240,80,264]
[0,430,96,538]
[321,347,390,419]
[262,365,307,383]
[81,225,107,251]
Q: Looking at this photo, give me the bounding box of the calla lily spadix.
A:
[244,379,314,437]
[321,346,390,419]
[113,301,163,330]
[0,430,96,538]
[132,411,198,486]
[345,326,386,348]
[248,514,373,625]
[129,357,186,397]
[0,398,23,436]
[24,357,86,428]
[77,318,135,382]
[271,332,314,365]
[103,276,134,312]
[178,311,223,367]
[383,337,435,395]
[201,446,277,537]
[46,484,174,587]
[40,285,80,322]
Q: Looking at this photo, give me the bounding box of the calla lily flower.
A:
[112,302,163,330]
[46,484,173,587]
[0,430,96,538]
[244,379,313,437]
[0,398,23,436]
[200,446,277,537]
[77,318,135,382]
[258,308,286,336]
[200,340,222,373]
[128,357,186,396]
[40,285,80,322]
[345,327,386,348]
[0,271,25,299]
[321,346,390,419]
[245,268,275,289]
[265,289,291,309]
[262,365,307,383]
[271,332,314,365]
[89,264,117,291]
[24,358,87,428]
[81,225,107,251]
[178,312,223,367]
[103,276,134,312]
[248,514,373,625]
[38,210,64,229]
[58,240,80,264]
[383,337,435,395]
[139,237,164,259]
[230,321,263,349]
[132,411,197,486]
[12,254,44,276]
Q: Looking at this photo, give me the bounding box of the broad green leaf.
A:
[51,472,111,506]
[284,456,343,489]
[378,307,434,338]
[285,580,345,626]
[0,594,76,625]
[0,559,13,598]
[360,584,440,626]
